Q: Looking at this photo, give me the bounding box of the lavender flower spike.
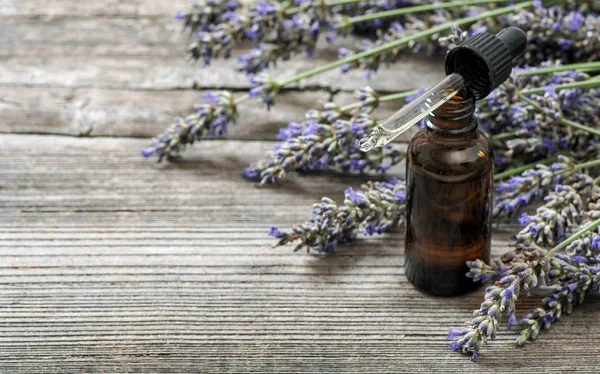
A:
[244,110,403,185]
[516,185,585,248]
[269,179,406,253]
[493,155,594,220]
[248,73,279,109]
[175,0,240,33]
[449,239,556,360]
[142,90,237,162]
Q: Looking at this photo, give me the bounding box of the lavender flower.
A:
[565,187,600,258]
[449,239,553,361]
[188,25,240,66]
[515,255,597,346]
[269,178,406,253]
[248,73,279,109]
[479,67,599,168]
[450,179,600,360]
[142,91,237,161]
[338,3,600,76]
[493,156,593,219]
[354,86,380,113]
[238,13,321,73]
[493,157,570,219]
[244,112,403,185]
[515,185,584,247]
[243,87,403,185]
[504,4,600,65]
[175,0,241,32]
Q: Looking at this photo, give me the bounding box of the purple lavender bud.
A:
[268,226,283,237]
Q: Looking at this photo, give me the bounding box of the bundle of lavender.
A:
[447,186,600,361]
[143,63,600,180]
[268,156,600,359]
[143,1,600,161]
[177,0,600,76]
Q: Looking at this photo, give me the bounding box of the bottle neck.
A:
[426,88,476,135]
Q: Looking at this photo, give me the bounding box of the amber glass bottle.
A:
[404,88,493,296]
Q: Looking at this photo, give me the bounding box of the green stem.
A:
[277,1,534,87]
[493,157,600,181]
[339,61,600,112]
[286,0,364,15]
[347,0,518,24]
[518,61,600,76]
[340,90,419,111]
[548,217,600,257]
[519,79,600,97]
[493,156,558,181]
[594,175,600,185]
[234,94,250,105]
[561,118,600,137]
[566,158,600,172]
[479,77,600,104]
[521,96,600,137]
[492,131,517,140]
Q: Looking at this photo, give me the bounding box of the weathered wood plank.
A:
[0,55,444,92]
[0,87,420,139]
[0,14,444,139]
[0,0,185,18]
[0,134,598,373]
[0,17,445,91]
[0,86,332,138]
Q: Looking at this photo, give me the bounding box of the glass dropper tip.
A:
[359,135,377,152]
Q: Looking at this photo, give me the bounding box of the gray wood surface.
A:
[1,1,598,373]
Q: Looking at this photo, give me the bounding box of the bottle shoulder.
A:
[407,128,494,182]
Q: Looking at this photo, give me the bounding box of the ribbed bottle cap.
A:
[444,27,527,100]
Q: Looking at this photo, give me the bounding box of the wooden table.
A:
[1,1,599,372]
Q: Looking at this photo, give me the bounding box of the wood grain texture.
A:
[1,134,599,373]
[3,1,597,372]
[0,0,185,17]
[0,87,420,140]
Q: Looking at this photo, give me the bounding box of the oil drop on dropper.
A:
[361,27,527,296]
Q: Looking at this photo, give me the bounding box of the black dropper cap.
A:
[444,27,527,100]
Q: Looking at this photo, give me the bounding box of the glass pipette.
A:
[358,73,465,152]
[358,26,528,153]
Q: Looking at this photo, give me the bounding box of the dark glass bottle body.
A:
[404,89,493,296]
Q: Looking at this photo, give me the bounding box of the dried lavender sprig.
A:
[515,192,600,344]
[516,206,600,344]
[276,2,534,86]
[269,178,406,253]
[243,113,404,185]
[240,2,534,107]
[448,239,554,361]
[449,215,600,361]
[175,0,241,33]
[188,0,425,73]
[565,186,600,258]
[143,63,600,161]
[337,2,600,76]
[505,2,600,65]
[493,155,597,220]
[186,0,292,67]
[141,91,237,161]
[515,256,598,346]
[141,84,408,162]
[253,10,600,110]
[479,69,600,168]
[243,86,411,185]
[516,184,586,248]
